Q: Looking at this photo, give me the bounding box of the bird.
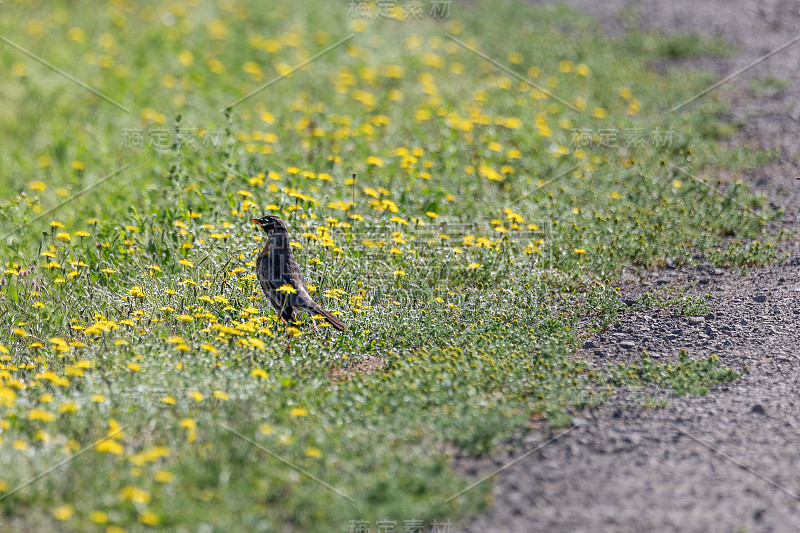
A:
[250,215,346,332]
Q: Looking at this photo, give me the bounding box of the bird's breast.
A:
[257,238,270,258]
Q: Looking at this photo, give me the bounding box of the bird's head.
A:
[250,215,288,236]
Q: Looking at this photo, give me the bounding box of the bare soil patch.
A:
[460,2,800,531]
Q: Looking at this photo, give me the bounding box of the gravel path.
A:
[460,2,800,531]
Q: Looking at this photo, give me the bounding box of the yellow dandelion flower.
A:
[139,511,159,525]
[28,408,55,421]
[250,368,269,379]
[277,284,297,294]
[59,402,78,414]
[249,338,266,351]
[305,447,322,458]
[52,505,74,521]
[96,439,124,455]
[128,286,145,298]
[178,49,194,66]
[154,470,174,483]
[119,485,150,504]
[12,62,27,77]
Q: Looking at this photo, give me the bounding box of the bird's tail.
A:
[311,304,346,332]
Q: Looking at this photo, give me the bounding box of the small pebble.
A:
[572,417,589,428]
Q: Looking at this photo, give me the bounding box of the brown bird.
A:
[250,215,346,332]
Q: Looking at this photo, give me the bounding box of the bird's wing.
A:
[277,247,307,293]
[294,257,309,290]
[257,255,293,318]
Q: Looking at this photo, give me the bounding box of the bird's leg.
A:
[277,295,291,338]
[279,294,289,319]
[310,314,320,335]
[284,320,295,352]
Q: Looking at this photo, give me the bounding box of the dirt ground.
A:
[459,1,800,531]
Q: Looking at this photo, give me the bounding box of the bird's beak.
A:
[250,219,260,225]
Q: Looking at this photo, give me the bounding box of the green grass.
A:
[0,1,785,530]
[607,350,739,396]
[631,284,713,317]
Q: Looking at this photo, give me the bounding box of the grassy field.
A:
[0,0,786,531]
